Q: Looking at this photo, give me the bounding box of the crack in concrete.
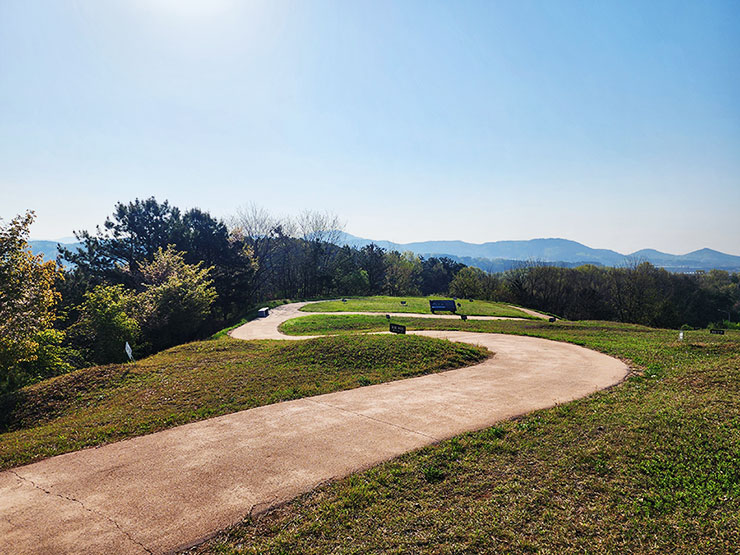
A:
[304,397,440,442]
[8,470,153,554]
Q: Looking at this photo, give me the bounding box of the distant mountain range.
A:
[28,240,81,268]
[29,236,740,273]
[338,233,740,273]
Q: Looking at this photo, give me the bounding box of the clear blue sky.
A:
[1,0,739,255]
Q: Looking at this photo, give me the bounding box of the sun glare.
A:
[138,0,235,19]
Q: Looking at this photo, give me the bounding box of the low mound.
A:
[0,334,490,470]
[301,296,534,318]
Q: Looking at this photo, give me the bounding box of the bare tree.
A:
[230,203,278,239]
[295,210,345,245]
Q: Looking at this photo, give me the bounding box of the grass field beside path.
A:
[0,335,490,471]
[300,295,536,318]
[192,318,740,554]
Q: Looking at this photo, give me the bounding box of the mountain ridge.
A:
[29,236,740,273]
[338,233,740,272]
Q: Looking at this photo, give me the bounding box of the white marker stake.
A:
[125,341,134,361]
[679,331,684,341]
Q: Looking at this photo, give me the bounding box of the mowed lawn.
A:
[193,318,740,554]
[300,295,536,318]
[0,335,489,471]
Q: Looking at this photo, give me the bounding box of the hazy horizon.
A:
[28,228,740,258]
[3,1,739,255]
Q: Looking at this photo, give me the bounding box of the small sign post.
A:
[710,329,725,335]
[389,323,406,334]
[461,314,468,321]
[125,342,134,362]
[549,317,557,323]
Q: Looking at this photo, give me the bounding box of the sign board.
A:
[125,342,134,361]
[549,317,557,323]
[429,299,457,313]
[461,314,468,321]
[400,301,407,305]
[342,298,347,302]
[390,323,406,334]
[710,329,725,335]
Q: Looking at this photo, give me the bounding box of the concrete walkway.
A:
[0,304,628,554]
[229,301,546,341]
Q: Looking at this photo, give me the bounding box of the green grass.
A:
[0,335,490,471]
[191,318,740,554]
[280,313,572,336]
[300,295,536,318]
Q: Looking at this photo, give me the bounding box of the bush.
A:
[134,246,217,351]
[70,284,140,364]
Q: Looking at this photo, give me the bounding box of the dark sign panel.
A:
[429,299,457,313]
[710,329,725,335]
[461,314,468,321]
[390,323,406,334]
[549,317,557,323]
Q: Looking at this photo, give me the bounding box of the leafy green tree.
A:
[69,284,140,364]
[134,246,217,351]
[0,211,66,392]
[336,269,370,295]
[384,251,422,296]
[61,197,182,287]
[449,266,486,299]
[331,246,370,295]
[61,197,256,321]
[358,244,387,294]
[420,257,466,295]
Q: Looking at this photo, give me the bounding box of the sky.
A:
[1,0,739,255]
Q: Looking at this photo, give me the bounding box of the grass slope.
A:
[301,296,535,318]
[192,318,740,554]
[0,335,489,471]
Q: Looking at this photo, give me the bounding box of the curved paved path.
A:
[229,301,545,341]
[0,303,628,554]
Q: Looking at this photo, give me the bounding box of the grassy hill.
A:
[192,318,740,554]
[0,334,489,471]
[301,296,536,318]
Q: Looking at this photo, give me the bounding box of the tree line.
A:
[448,263,740,329]
[0,198,466,393]
[2,197,737,394]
